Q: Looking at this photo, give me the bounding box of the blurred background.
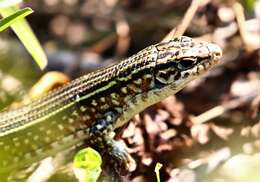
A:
[0,0,260,181]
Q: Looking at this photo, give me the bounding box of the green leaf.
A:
[0,7,33,31]
[0,0,22,8]
[73,147,102,182]
[0,5,48,69]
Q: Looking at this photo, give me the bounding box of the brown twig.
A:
[28,71,70,100]
[88,33,117,54]
[191,94,256,124]
[232,2,251,50]
[115,18,131,57]
[162,0,203,42]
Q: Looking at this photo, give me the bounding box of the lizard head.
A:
[154,36,222,90]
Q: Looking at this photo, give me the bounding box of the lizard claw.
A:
[105,140,136,175]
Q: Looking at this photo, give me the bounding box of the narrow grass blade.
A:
[0,7,33,31]
[0,6,48,69]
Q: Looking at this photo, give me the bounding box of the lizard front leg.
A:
[88,111,135,179]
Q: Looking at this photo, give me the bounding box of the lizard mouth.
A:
[195,55,221,75]
[197,43,222,72]
[207,43,222,64]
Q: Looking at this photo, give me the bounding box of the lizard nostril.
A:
[213,51,222,60]
[215,52,221,57]
[207,43,222,60]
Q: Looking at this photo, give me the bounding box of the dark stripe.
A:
[79,66,154,103]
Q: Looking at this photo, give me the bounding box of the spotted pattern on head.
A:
[154,36,222,87]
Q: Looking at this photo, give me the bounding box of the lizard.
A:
[0,36,222,180]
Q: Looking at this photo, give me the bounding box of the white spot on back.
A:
[24,139,29,144]
[68,118,75,124]
[33,135,39,141]
[80,106,87,112]
[76,95,80,102]
[58,124,64,131]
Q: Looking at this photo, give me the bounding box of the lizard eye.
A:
[177,58,196,70]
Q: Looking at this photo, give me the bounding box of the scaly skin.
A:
[0,36,222,180]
